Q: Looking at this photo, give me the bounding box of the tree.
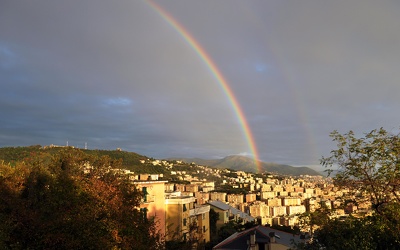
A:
[300,128,400,249]
[297,208,329,236]
[297,215,399,250]
[322,128,400,211]
[0,148,163,249]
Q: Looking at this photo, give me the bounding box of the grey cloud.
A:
[1,0,400,166]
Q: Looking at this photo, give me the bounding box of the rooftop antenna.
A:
[85,142,87,150]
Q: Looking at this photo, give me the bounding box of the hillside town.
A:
[119,158,372,249]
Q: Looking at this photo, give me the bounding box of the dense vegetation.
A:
[0,148,163,249]
[296,128,400,249]
[0,146,166,174]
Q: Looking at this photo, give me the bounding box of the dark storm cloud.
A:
[2,0,400,168]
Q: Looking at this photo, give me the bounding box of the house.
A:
[213,225,302,250]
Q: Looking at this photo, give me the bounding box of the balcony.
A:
[142,194,155,203]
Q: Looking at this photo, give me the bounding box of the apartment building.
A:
[210,192,227,202]
[195,191,210,205]
[248,201,270,225]
[134,179,168,237]
[261,191,275,200]
[286,205,306,215]
[190,205,211,244]
[227,194,244,204]
[282,197,301,206]
[165,193,211,243]
[267,198,282,207]
[270,206,287,217]
[246,193,257,203]
[165,194,196,241]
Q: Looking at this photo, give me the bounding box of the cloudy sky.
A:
[2,1,400,168]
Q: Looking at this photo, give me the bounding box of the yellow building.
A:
[210,192,227,202]
[194,191,210,205]
[248,201,270,225]
[165,194,210,244]
[246,193,257,203]
[190,205,211,244]
[267,198,282,207]
[286,205,306,215]
[261,191,276,200]
[282,197,301,206]
[134,179,168,237]
[227,193,244,204]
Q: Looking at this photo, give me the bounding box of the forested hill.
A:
[0,145,143,165]
[0,145,167,174]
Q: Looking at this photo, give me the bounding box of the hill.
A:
[0,145,166,174]
[170,155,321,176]
[0,146,321,176]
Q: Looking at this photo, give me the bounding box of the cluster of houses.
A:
[133,174,302,249]
[117,159,371,249]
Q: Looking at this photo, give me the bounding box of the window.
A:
[203,226,206,233]
[183,218,187,226]
[183,204,187,212]
[142,187,148,202]
[202,213,206,220]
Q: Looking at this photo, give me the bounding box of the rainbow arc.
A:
[147,1,261,172]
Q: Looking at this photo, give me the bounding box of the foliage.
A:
[296,214,400,250]
[0,146,168,174]
[322,128,400,211]
[209,208,219,238]
[298,208,330,235]
[166,218,206,250]
[0,148,163,249]
[297,128,400,249]
[215,184,248,194]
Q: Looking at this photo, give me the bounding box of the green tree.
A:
[298,128,400,249]
[322,128,400,211]
[322,129,400,235]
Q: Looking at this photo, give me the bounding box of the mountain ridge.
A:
[169,155,321,176]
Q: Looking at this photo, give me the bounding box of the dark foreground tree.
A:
[0,149,163,249]
[295,214,400,250]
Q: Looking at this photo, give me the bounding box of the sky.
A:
[2,1,400,169]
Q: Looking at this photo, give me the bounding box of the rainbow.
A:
[147,1,262,172]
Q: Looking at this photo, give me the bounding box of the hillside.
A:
[0,145,165,174]
[170,155,321,176]
[0,146,321,176]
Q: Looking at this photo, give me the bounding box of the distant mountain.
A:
[170,155,322,176]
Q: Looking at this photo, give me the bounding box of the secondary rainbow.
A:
[147,1,261,172]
